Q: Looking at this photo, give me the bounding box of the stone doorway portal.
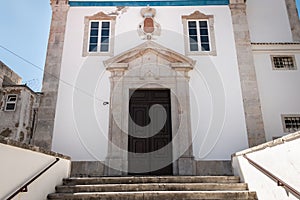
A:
[104,41,196,176]
[128,89,173,175]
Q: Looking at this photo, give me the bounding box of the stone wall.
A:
[230,0,266,147]
[0,61,22,86]
[196,161,233,176]
[70,160,233,177]
[0,86,41,144]
[33,0,69,150]
[71,161,105,177]
[285,0,300,41]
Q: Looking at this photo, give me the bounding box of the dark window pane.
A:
[102,22,110,28]
[200,36,209,42]
[189,36,198,43]
[188,21,196,28]
[8,95,17,101]
[201,44,210,51]
[285,119,291,128]
[89,37,98,43]
[190,43,198,51]
[90,30,98,36]
[5,103,15,111]
[199,21,208,28]
[89,45,98,52]
[200,28,208,35]
[188,28,197,35]
[101,29,110,36]
[273,57,295,69]
[100,44,109,52]
[91,22,99,28]
[284,117,300,132]
[101,36,109,43]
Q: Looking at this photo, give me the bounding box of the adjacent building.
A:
[0,61,41,144]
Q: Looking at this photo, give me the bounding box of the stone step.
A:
[49,176,257,200]
[63,176,240,185]
[48,191,258,200]
[56,183,248,193]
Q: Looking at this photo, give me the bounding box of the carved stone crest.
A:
[138,6,161,40]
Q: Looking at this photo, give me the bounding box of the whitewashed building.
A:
[33,0,300,176]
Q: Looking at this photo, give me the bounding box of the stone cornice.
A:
[106,63,129,72]
[171,63,194,72]
[252,42,300,45]
[251,43,300,52]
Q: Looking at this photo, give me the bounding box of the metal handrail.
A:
[243,154,300,199]
[6,158,60,200]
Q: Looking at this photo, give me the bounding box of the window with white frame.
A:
[188,20,210,52]
[282,114,300,133]
[182,11,216,56]
[82,12,116,56]
[88,21,111,53]
[5,94,17,111]
[271,56,297,70]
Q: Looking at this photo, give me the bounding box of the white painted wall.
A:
[247,0,293,42]
[0,143,70,200]
[232,132,300,200]
[52,6,248,161]
[253,45,300,140]
[189,7,248,160]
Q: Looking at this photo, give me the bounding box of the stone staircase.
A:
[48,176,258,200]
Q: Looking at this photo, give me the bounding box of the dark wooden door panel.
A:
[128,89,172,175]
[134,139,147,153]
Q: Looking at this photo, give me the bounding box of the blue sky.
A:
[0,0,300,91]
[0,1,51,91]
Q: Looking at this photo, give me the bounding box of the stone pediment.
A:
[181,10,213,20]
[104,41,196,71]
[85,11,116,21]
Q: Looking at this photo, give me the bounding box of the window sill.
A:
[186,50,217,56]
[83,51,114,57]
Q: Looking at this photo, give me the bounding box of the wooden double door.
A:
[128,89,173,175]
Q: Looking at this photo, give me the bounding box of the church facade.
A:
[33,0,300,175]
